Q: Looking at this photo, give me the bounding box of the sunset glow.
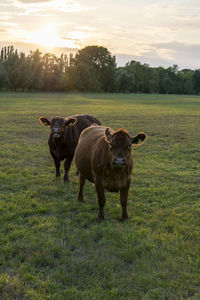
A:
[29,27,60,48]
[0,0,200,68]
[28,25,77,49]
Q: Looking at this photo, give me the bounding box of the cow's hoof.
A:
[98,216,104,223]
[121,216,129,222]
[55,176,61,183]
[77,197,84,202]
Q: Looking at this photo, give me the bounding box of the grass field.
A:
[0,92,200,299]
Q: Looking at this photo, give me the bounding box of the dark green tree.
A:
[1,46,20,90]
[0,44,198,94]
[68,62,101,92]
[71,46,116,92]
[27,49,43,91]
[125,60,158,93]
[42,53,59,91]
[114,67,135,92]
[176,69,194,94]
[193,69,200,94]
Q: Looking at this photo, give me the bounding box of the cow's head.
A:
[105,128,146,169]
[39,116,77,139]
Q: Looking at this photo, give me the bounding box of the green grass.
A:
[0,92,200,299]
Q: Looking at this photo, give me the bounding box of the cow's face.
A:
[105,128,146,169]
[39,117,77,139]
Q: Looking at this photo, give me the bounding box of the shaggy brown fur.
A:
[75,124,146,221]
[39,114,101,182]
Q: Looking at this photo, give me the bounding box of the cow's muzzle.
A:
[52,128,61,138]
[112,157,126,167]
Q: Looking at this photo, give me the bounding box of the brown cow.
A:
[75,124,146,221]
[39,114,101,182]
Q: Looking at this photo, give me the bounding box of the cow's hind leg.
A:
[95,180,106,222]
[63,154,74,182]
[77,174,86,202]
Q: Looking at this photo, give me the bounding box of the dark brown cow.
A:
[39,114,101,182]
[75,124,146,221]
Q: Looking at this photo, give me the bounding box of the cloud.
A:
[75,26,96,32]
[14,0,93,15]
[0,0,15,6]
[65,30,92,41]
[0,40,78,56]
[0,29,8,33]
[144,1,200,29]
[115,41,200,70]
[0,14,12,21]
[1,0,200,70]
[17,0,51,3]
[152,41,200,68]
[0,21,18,29]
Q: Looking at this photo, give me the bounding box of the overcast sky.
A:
[1,0,200,69]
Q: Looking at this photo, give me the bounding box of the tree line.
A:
[0,45,200,94]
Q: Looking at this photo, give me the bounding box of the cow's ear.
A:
[131,132,146,145]
[105,127,112,142]
[64,117,77,127]
[39,117,51,127]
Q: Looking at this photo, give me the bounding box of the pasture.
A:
[0,92,199,299]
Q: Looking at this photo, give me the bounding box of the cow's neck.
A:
[105,163,127,177]
[53,136,64,158]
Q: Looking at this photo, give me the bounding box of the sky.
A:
[1,0,200,69]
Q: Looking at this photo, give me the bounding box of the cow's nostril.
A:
[52,128,61,139]
[53,128,61,135]
[113,158,125,166]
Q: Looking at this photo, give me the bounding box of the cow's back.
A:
[60,114,100,158]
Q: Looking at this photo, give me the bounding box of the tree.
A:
[27,49,43,91]
[125,60,158,93]
[42,53,60,91]
[193,69,200,94]
[68,62,101,92]
[176,69,194,94]
[18,52,33,92]
[114,67,134,93]
[0,44,198,94]
[71,46,116,92]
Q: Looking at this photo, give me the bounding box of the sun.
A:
[30,30,55,48]
[28,24,76,49]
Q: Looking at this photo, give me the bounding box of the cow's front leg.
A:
[120,179,130,221]
[77,174,86,202]
[95,179,106,222]
[63,154,74,182]
[51,153,60,177]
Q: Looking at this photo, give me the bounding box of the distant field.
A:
[0,92,199,299]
